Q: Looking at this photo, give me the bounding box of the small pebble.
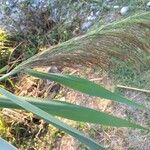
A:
[60,97,66,101]
[81,21,92,31]
[5,1,9,5]
[114,5,119,9]
[48,65,61,73]
[50,84,61,93]
[147,2,150,8]
[120,6,129,15]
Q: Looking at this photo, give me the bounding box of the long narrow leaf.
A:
[0,96,147,130]
[27,69,146,109]
[0,88,104,150]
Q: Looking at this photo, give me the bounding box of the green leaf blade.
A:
[0,138,17,150]
[27,69,145,109]
[0,96,147,130]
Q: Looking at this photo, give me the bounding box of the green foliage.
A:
[11,33,39,60]
[0,116,8,136]
[0,30,12,68]
[118,0,149,8]
[110,60,150,89]
[24,46,38,59]
[47,24,73,44]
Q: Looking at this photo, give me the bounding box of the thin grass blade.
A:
[27,69,146,109]
[0,96,148,130]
